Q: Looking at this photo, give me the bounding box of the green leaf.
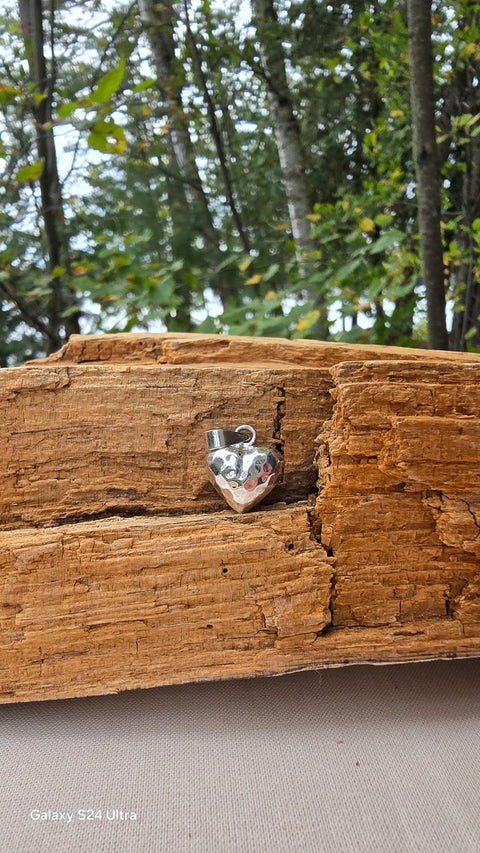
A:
[57,101,77,119]
[457,112,479,129]
[214,253,237,274]
[263,263,280,281]
[368,279,386,300]
[51,265,66,278]
[88,121,127,154]
[389,280,415,298]
[374,213,393,228]
[335,257,363,281]
[61,304,82,318]
[132,79,156,93]
[15,161,44,182]
[442,216,461,231]
[151,275,175,304]
[239,256,253,272]
[0,85,21,105]
[91,58,125,104]
[369,228,403,254]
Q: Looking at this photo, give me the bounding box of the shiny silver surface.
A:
[206,426,283,513]
[205,426,253,451]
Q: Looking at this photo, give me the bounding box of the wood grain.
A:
[0,333,479,702]
[313,360,480,633]
[35,330,480,367]
[0,363,330,528]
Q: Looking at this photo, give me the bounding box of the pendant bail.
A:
[205,424,256,450]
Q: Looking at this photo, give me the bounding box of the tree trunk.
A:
[183,0,251,254]
[251,0,328,337]
[407,0,449,350]
[250,0,315,266]
[138,0,239,311]
[137,0,210,217]
[18,0,77,351]
[447,75,480,351]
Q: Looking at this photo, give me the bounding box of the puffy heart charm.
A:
[206,425,283,513]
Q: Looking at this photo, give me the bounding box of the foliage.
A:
[0,0,480,364]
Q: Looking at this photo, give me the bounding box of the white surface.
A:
[1,658,479,852]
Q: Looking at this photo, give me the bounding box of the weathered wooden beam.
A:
[1,333,479,703]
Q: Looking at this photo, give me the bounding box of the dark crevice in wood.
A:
[273,384,286,455]
[444,590,453,618]
[2,498,314,532]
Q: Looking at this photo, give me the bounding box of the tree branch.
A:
[183,0,251,253]
[0,278,59,346]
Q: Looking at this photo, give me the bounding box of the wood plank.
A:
[0,363,330,528]
[0,334,479,702]
[0,507,334,701]
[1,507,478,704]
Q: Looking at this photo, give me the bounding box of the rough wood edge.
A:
[27,332,480,368]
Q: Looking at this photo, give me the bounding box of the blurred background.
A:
[0,0,479,364]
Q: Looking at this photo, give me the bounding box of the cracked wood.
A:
[0,363,330,529]
[314,360,480,635]
[1,333,480,703]
[0,507,334,701]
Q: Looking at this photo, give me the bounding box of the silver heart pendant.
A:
[205,424,283,513]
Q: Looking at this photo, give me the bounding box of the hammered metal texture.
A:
[206,442,283,513]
